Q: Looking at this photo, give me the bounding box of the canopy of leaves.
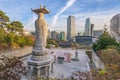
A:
[0,10,35,49]
[5,21,24,34]
[10,21,23,28]
[47,39,58,47]
[93,28,118,51]
[0,10,9,22]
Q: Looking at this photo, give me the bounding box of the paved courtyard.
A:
[23,48,90,79]
[48,48,90,78]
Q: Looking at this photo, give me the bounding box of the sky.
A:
[0,0,120,34]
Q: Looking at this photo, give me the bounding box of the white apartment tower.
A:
[67,16,75,41]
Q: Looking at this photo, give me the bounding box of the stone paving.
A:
[48,48,90,78]
[23,48,90,79]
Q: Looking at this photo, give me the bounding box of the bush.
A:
[0,55,26,80]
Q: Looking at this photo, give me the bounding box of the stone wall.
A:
[0,47,33,57]
[92,51,104,69]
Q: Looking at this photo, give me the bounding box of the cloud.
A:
[51,0,76,27]
[24,14,37,31]
[51,6,120,33]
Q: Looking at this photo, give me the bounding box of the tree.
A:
[47,39,58,47]
[0,10,9,29]
[24,36,34,46]
[15,36,26,47]
[0,27,5,43]
[0,10,34,49]
[6,21,24,34]
[5,32,14,43]
[0,10,9,22]
[93,28,118,51]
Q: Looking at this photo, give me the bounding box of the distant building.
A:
[59,42,71,48]
[93,30,103,38]
[67,16,75,41]
[84,18,91,36]
[110,14,120,42]
[59,31,66,41]
[78,33,81,36]
[75,36,92,45]
[51,31,59,40]
[91,24,94,36]
[48,29,51,39]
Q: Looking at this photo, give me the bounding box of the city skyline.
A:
[0,0,120,33]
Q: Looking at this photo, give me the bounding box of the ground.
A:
[49,48,90,79]
[22,48,90,79]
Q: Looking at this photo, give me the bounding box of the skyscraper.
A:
[84,18,91,36]
[67,16,75,41]
[110,14,120,42]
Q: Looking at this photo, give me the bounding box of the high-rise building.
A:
[51,31,59,40]
[110,14,120,42]
[84,18,91,36]
[67,16,75,41]
[59,31,66,41]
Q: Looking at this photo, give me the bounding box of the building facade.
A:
[110,14,120,42]
[91,24,94,36]
[67,16,75,41]
[59,31,66,41]
[75,36,92,45]
[51,31,59,40]
[93,30,103,38]
[84,18,94,36]
[84,18,91,36]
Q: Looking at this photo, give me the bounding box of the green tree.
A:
[93,28,118,51]
[0,10,9,22]
[0,27,5,42]
[0,10,34,49]
[0,10,9,29]
[24,36,34,46]
[47,39,58,47]
[5,32,14,43]
[6,21,24,34]
[16,36,26,47]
